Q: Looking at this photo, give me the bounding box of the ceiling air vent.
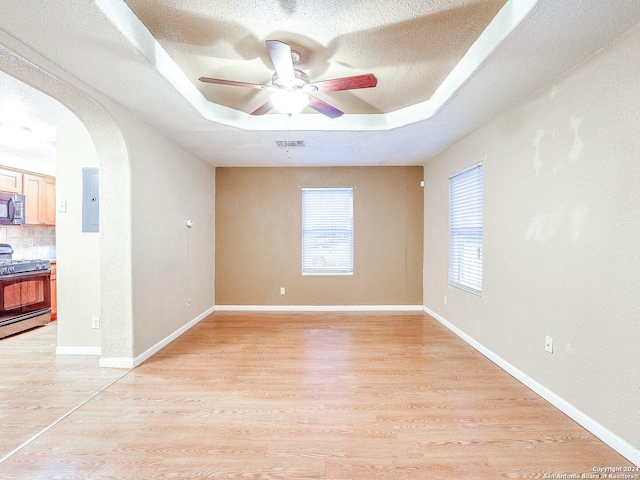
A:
[275,140,305,148]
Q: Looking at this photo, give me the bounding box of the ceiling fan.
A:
[199,40,377,118]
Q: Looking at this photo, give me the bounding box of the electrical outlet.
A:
[545,336,553,353]
[91,316,100,329]
[443,295,447,305]
[280,287,286,295]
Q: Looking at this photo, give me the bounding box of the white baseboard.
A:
[215,305,424,312]
[423,305,640,467]
[133,305,216,367]
[56,346,101,356]
[98,357,135,369]
[98,305,216,370]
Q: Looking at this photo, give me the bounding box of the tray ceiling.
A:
[124,0,507,115]
[0,0,639,167]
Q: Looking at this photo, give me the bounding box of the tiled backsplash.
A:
[0,226,56,260]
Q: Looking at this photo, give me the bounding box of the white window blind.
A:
[449,163,483,295]
[302,188,354,275]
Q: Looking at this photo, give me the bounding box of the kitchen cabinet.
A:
[23,174,56,226]
[0,168,23,194]
[50,261,56,321]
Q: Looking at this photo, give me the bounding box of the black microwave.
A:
[0,192,25,225]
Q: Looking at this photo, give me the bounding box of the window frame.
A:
[448,162,483,295]
[301,187,354,276]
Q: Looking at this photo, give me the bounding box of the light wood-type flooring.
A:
[0,312,633,478]
[0,323,124,463]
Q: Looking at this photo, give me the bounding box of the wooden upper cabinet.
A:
[23,173,56,226]
[42,176,56,225]
[0,168,23,194]
[23,174,40,224]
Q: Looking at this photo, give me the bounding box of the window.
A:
[449,163,483,295]
[302,188,354,275]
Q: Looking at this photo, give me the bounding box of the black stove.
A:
[0,243,52,339]
[0,243,52,338]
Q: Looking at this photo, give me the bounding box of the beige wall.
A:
[423,24,640,451]
[0,29,217,362]
[56,126,101,349]
[53,93,217,359]
[216,166,423,306]
[114,111,217,357]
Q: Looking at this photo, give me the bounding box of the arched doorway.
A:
[0,40,134,361]
[0,31,137,462]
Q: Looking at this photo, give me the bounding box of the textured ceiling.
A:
[0,70,80,161]
[124,0,507,115]
[0,0,639,167]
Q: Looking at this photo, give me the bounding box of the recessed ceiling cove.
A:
[123,0,507,116]
[2,0,639,166]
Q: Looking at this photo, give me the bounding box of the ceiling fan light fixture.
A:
[271,91,309,115]
[199,40,376,118]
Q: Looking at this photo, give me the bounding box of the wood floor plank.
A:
[0,312,633,478]
[0,323,124,460]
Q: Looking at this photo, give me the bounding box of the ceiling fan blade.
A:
[308,73,378,92]
[199,77,273,90]
[250,100,275,116]
[265,40,295,82]
[308,96,343,119]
